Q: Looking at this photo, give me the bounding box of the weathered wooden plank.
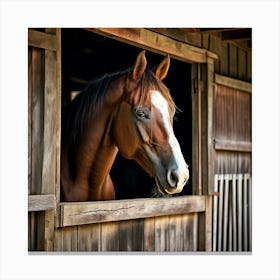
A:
[229,44,238,77]
[28,47,32,195]
[167,215,183,252]
[214,139,252,152]
[62,226,78,251]
[243,175,248,251]
[228,182,233,252]
[191,64,200,195]
[204,196,213,251]
[30,47,45,195]
[155,216,169,251]
[101,222,119,251]
[60,196,206,227]
[28,194,56,212]
[77,224,100,251]
[237,174,243,251]
[131,219,144,251]
[212,175,219,251]
[222,175,230,251]
[215,74,251,93]
[232,174,237,251]
[201,59,215,195]
[184,213,197,251]
[217,175,224,251]
[86,28,218,63]
[144,217,155,251]
[247,174,252,251]
[119,220,133,251]
[41,49,57,195]
[148,28,202,47]
[28,29,57,51]
[55,28,62,227]
[238,48,247,80]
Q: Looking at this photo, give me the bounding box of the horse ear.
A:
[131,51,147,81]
[154,54,170,80]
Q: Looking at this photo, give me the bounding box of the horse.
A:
[61,50,189,201]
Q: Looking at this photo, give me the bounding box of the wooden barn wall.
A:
[213,85,251,174]
[28,28,61,251]
[149,28,252,82]
[53,213,199,252]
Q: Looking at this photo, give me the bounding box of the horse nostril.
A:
[167,169,180,188]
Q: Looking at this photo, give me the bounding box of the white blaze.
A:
[150,90,189,191]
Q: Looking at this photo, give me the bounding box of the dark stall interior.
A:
[61,28,192,198]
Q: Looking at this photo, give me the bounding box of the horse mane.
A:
[61,67,176,158]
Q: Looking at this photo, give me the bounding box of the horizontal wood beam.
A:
[60,195,206,227]
[221,29,251,41]
[28,194,56,212]
[28,29,57,51]
[214,139,252,152]
[215,74,251,93]
[200,28,237,33]
[85,28,218,63]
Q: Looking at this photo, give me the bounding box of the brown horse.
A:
[61,51,189,201]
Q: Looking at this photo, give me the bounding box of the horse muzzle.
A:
[155,164,189,195]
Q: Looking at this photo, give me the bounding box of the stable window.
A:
[28,28,217,251]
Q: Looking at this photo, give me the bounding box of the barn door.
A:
[28,28,61,251]
[211,74,252,251]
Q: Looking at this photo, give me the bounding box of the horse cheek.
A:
[113,104,137,159]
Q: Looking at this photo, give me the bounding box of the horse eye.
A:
[135,107,150,120]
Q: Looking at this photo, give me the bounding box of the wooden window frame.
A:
[28,28,217,231]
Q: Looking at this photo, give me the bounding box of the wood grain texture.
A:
[85,28,217,63]
[28,29,57,51]
[28,194,56,212]
[60,196,206,227]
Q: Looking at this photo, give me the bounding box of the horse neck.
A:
[73,78,127,200]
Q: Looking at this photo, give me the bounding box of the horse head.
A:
[112,51,189,195]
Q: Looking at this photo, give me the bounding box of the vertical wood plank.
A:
[144,217,155,251]
[232,174,237,251]
[229,44,238,78]
[155,216,169,252]
[55,28,62,227]
[62,226,78,251]
[191,63,200,195]
[243,175,248,251]
[183,214,195,251]
[217,175,224,251]
[247,174,252,251]
[101,222,119,251]
[238,48,247,80]
[30,47,45,195]
[223,175,230,251]
[204,195,213,251]
[131,219,144,251]
[220,42,228,76]
[78,224,100,251]
[212,175,219,251]
[119,220,133,251]
[228,177,233,251]
[54,227,63,251]
[237,174,243,251]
